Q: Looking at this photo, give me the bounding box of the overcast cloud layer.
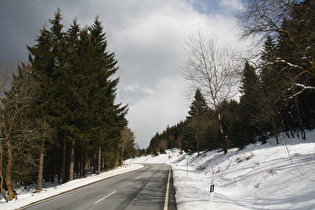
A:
[0,0,250,148]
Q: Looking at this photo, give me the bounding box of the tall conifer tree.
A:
[186,88,209,155]
[188,88,208,118]
[239,61,261,146]
[27,8,68,183]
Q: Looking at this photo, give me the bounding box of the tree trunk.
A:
[98,147,101,174]
[196,137,200,157]
[217,112,228,154]
[120,143,124,166]
[5,136,15,201]
[36,150,44,191]
[274,130,279,145]
[1,189,8,202]
[83,151,88,178]
[102,157,105,171]
[51,149,56,183]
[93,152,96,174]
[0,135,8,202]
[115,149,119,168]
[61,136,67,183]
[294,97,306,140]
[272,110,280,145]
[69,140,75,181]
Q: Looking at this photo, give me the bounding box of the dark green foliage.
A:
[220,100,243,149]
[159,147,166,154]
[188,88,208,117]
[239,62,262,147]
[24,9,128,183]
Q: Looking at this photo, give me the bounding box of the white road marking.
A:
[164,165,171,210]
[94,191,116,204]
[135,176,141,180]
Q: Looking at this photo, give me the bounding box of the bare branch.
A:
[182,32,240,108]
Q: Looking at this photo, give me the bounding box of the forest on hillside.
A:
[147,0,315,155]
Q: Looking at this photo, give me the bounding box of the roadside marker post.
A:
[185,155,189,174]
[210,179,215,202]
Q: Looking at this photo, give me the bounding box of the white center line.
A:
[135,176,141,180]
[94,191,116,204]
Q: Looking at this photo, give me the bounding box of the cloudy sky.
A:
[0,0,252,148]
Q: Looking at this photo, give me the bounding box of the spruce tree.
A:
[27,9,68,183]
[259,36,289,144]
[186,88,209,155]
[87,17,128,170]
[188,88,208,117]
[239,61,261,146]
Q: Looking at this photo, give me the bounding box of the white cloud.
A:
[219,0,245,12]
[126,76,189,147]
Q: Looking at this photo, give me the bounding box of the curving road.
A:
[21,164,176,210]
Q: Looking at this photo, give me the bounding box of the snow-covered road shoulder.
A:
[0,164,143,210]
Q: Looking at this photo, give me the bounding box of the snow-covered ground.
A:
[1,130,315,209]
[127,130,315,210]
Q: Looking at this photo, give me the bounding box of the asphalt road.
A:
[21,164,177,210]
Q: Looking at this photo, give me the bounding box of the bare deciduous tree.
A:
[134,143,140,156]
[238,0,315,79]
[120,126,135,165]
[0,59,13,202]
[0,62,48,201]
[238,0,293,40]
[182,32,240,154]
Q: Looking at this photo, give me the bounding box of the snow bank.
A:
[127,130,315,209]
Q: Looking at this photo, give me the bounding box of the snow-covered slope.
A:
[127,130,315,210]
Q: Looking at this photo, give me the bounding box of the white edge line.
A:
[164,165,171,210]
[94,191,116,204]
[135,176,142,180]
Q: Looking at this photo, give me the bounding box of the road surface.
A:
[21,164,176,210]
